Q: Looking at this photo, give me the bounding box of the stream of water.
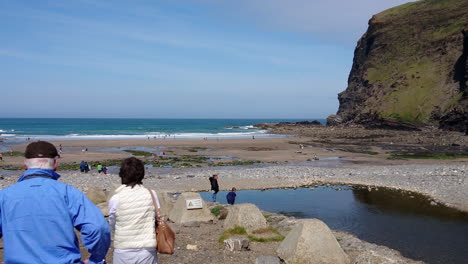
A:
[200,186,468,264]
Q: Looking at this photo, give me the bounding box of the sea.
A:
[0,118,325,147]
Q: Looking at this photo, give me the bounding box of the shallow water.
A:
[200,186,468,264]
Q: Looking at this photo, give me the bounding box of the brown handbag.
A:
[148,188,175,255]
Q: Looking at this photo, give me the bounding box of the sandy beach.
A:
[1,135,467,211]
[0,130,467,264]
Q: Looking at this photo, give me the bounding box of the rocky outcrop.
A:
[168,192,215,224]
[223,203,268,232]
[277,219,350,264]
[334,0,468,132]
[254,120,323,129]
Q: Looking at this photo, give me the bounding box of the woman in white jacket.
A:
[108,157,161,264]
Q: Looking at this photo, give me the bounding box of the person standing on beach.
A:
[97,163,103,173]
[108,157,161,264]
[209,174,219,202]
[0,141,110,263]
[80,160,86,172]
[226,187,237,205]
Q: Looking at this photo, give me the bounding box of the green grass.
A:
[219,225,284,243]
[389,153,468,160]
[57,159,122,171]
[248,227,285,242]
[211,206,223,217]
[187,147,207,152]
[1,151,24,157]
[369,60,442,123]
[219,226,247,243]
[124,150,153,156]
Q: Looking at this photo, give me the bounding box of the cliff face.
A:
[335,0,468,132]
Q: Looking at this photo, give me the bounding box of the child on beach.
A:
[226,187,237,205]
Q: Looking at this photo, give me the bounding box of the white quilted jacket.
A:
[112,184,157,249]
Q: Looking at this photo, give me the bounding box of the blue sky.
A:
[0,0,414,118]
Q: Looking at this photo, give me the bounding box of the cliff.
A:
[334,0,468,132]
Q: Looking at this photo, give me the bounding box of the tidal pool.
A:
[200,186,468,264]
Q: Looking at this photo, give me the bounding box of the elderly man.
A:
[0,141,110,264]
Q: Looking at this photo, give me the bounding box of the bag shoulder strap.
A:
[147,188,161,220]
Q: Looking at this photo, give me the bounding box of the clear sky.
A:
[0,0,414,119]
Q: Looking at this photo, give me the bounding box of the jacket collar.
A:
[18,168,61,182]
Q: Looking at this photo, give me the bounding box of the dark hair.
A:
[119,157,145,188]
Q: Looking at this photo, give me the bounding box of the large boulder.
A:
[223,203,268,233]
[84,187,107,205]
[157,191,175,217]
[277,219,350,264]
[326,115,343,126]
[168,192,214,224]
[106,184,121,201]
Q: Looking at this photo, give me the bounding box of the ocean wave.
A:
[0,129,283,142]
[0,134,16,137]
[224,125,257,130]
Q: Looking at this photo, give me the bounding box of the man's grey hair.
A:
[24,158,56,170]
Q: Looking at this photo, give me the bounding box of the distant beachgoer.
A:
[313,153,319,161]
[59,144,63,154]
[252,136,255,140]
[209,174,219,202]
[97,163,103,173]
[226,187,237,205]
[85,162,90,173]
[80,160,86,172]
[0,153,3,161]
[102,166,108,174]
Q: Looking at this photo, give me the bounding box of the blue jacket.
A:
[0,169,110,264]
[226,191,236,205]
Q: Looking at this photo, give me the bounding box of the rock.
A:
[336,0,468,130]
[186,244,198,250]
[295,120,322,126]
[354,250,413,264]
[106,184,121,201]
[182,221,201,227]
[84,186,107,205]
[223,203,268,233]
[96,202,109,217]
[224,238,249,251]
[158,191,175,217]
[327,115,344,126]
[255,256,281,264]
[439,108,468,133]
[168,192,215,224]
[277,219,350,264]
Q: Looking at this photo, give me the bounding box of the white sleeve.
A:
[108,196,118,232]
